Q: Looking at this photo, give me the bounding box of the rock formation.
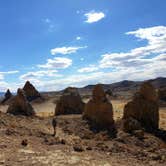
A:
[7,88,35,116]
[55,87,84,115]
[83,84,115,133]
[23,81,41,102]
[123,81,159,132]
[1,89,12,104]
[158,87,166,101]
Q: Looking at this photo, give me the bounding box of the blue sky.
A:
[0,0,166,91]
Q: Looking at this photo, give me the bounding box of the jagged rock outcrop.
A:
[55,87,84,115]
[1,89,13,104]
[83,84,115,133]
[23,81,41,102]
[123,82,159,132]
[7,88,35,116]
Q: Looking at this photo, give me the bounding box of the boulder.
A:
[123,82,159,132]
[1,89,13,104]
[83,84,115,132]
[7,89,35,116]
[55,87,84,115]
[23,81,41,102]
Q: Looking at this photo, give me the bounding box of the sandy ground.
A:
[0,99,165,129]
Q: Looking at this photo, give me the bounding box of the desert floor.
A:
[0,99,166,166]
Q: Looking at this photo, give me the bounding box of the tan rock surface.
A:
[23,81,41,102]
[83,84,115,132]
[123,82,159,132]
[55,87,84,115]
[7,88,35,116]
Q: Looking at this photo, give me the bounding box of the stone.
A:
[86,146,92,150]
[23,81,41,102]
[21,139,28,146]
[7,89,35,116]
[55,87,84,115]
[123,82,159,132]
[73,145,84,152]
[83,84,115,133]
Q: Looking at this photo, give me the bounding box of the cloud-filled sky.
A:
[0,0,166,92]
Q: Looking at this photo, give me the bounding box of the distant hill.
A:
[76,77,166,99]
[35,77,166,99]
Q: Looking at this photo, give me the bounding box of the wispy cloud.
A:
[0,70,19,74]
[38,57,72,69]
[20,70,62,81]
[84,11,105,23]
[78,65,98,73]
[43,18,56,32]
[0,70,19,80]
[50,46,86,55]
[99,26,166,69]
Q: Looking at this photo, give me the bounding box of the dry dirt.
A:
[0,99,166,166]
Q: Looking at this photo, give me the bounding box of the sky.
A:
[0,0,166,92]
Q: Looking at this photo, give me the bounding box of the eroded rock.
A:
[23,81,41,102]
[83,84,115,134]
[55,87,84,115]
[1,89,13,104]
[123,82,159,132]
[7,89,35,116]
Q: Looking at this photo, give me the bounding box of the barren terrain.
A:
[0,98,166,166]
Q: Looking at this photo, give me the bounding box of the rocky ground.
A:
[0,104,166,166]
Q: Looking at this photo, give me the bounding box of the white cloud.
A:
[84,11,105,23]
[100,26,166,69]
[38,57,72,69]
[126,26,166,44]
[20,70,62,81]
[0,70,19,74]
[78,65,98,73]
[76,36,81,40]
[51,46,86,55]
[0,70,19,80]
